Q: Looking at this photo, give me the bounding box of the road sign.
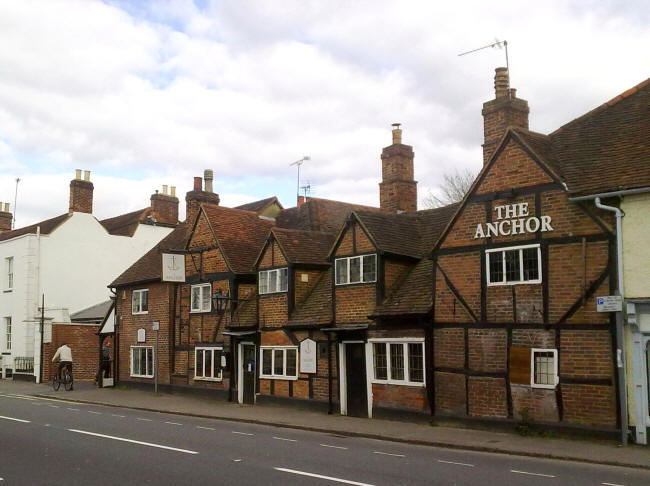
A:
[152,321,160,331]
[596,295,622,312]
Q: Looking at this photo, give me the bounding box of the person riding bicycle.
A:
[52,342,73,390]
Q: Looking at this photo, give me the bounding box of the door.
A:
[242,344,256,405]
[345,342,368,417]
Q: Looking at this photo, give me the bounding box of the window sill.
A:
[531,383,557,389]
[259,375,298,381]
[132,311,149,315]
[130,374,153,378]
[190,309,211,314]
[487,280,541,287]
[334,281,376,287]
[372,380,425,387]
[194,376,223,382]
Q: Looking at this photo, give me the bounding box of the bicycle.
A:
[52,365,73,391]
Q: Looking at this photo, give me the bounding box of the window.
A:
[260,347,298,379]
[259,268,288,294]
[195,347,223,381]
[5,257,13,290]
[130,346,153,377]
[486,244,541,285]
[335,254,376,285]
[371,340,425,386]
[131,289,148,314]
[190,283,211,312]
[4,316,11,351]
[531,348,558,388]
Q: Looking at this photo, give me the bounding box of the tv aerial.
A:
[458,38,509,72]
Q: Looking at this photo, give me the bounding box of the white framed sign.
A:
[162,253,185,282]
[596,295,622,312]
[152,321,160,331]
[300,338,317,374]
[137,328,146,343]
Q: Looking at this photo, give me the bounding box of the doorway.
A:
[341,342,368,417]
[238,342,256,405]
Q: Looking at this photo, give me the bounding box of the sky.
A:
[0,0,648,227]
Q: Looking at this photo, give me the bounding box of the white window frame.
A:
[259,346,298,380]
[258,267,288,294]
[4,316,11,351]
[5,256,13,291]
[530,348,559,389]
[190,283,212,313]
[369,338,426,387]
[194,346,223,381]
[335,254,377,286]
[131,289,149,315]
[485,244,542,286]
[130,346,153,378]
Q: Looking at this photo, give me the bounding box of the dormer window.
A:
[335,254,376,285]
[259,268,288,294]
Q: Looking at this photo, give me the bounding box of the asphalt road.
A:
[0,392,648,486]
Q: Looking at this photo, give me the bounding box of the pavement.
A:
[2,379,649,470]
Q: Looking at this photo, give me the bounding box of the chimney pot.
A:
[75,169,81,180]
[297,195,305,207]
[204,169,214,193]
[83,170,91,181]
[193,177,202,191]
[162,184,168,195]
[4,203,9,212]
[391,123,402,144]
[170,186,176,197]
[494,67,510,99]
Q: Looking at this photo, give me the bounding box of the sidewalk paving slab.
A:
[2,380,648,470]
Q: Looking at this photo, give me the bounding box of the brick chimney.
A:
[185,170,220,224]
[69,169,94,213]
[481,67,529,165]
[0,202,12,232]
[150,185,179,225]
[379,124,417,213]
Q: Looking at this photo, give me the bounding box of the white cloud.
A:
[0,0,648,226]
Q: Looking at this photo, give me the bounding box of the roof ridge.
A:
[550,77,650,136]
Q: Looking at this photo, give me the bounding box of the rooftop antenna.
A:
[290,156,310,203]
[300,182,312,200]
[458,38,509,73]
[13,177,20,229]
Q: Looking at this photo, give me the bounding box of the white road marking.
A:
[68,429,199,454]
[320,444,348,450]
[48,405,60,408]
[510,470,555,478]
[373,451,404,457]
[197,426,215,431]
[232,431,253,436]
[275,467,375,486]
[88,411,102,415]
[438,460,474,467]
[67,408,80,411]
[165,421,182,426]
[136,418,152,422]
[233,459,242,462]
[0,415,30,423]
[273,437,298,442]
[0,393,35,401]
[602,483,625,486]
[111,414,125,418]
[30,402,42,405]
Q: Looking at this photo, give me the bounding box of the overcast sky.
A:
[0,0,648,227]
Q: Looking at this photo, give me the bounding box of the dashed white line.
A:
[438,459,474,467]
[48,405,60,408]
[197,426,215,431]
[602,483,625,486]
[30,402,42,406]
[233,459,242,462]
[67,408,80,411]
[275,467,374,486]
[273,436,298,442]
[232,431,254,436]
[0,415,30,423]
[87,411,102,415]
[510,470,555,478]
[372,451,404,458]
[319,444,348,450]
[165,421,182,426]
[68,429,198,454]
[136,418,152,422]
[111,414,125,418]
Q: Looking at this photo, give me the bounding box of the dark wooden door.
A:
[345,343,368,417]
[242,344,256,405]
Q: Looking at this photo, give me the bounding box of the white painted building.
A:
[0,171,178,382]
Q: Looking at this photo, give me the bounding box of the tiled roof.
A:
[110,224,189,287]
[276,197,380,233]
[512,78,650,196]
[201,205,275,274]
[287,271,333,326]
[100,208,152,236]
[0,212,71,242]
[235,196,283,213]
[354,203,459,259]
[373,259,432,316]
[70,300,113,322]
[271,227,335,265]
[230,295,258,327]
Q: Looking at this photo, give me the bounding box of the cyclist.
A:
[52,342,73,390]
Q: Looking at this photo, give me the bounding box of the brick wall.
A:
[468,377,508,418]
[372,384,427,411]
[43,324,103,381]
[69,179,93,213]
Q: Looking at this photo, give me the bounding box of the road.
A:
[0,392,648,485]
